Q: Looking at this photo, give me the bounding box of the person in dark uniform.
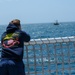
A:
[0,19,30,75]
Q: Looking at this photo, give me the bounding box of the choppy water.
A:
[0,22,75,39]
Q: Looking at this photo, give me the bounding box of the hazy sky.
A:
[0,0,75,25]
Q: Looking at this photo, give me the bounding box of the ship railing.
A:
[0,36,75,75]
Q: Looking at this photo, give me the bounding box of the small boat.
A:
[54,20,59,25]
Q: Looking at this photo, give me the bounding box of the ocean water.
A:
[0,22,75,75]
[23,22,75,39]
[0,22,75,39]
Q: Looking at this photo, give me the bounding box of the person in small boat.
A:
[0,19,30,75]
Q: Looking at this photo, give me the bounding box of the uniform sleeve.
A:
[1,32,6,44]
[21,31,30,42]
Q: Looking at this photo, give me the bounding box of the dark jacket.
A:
[1,23,30,61]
